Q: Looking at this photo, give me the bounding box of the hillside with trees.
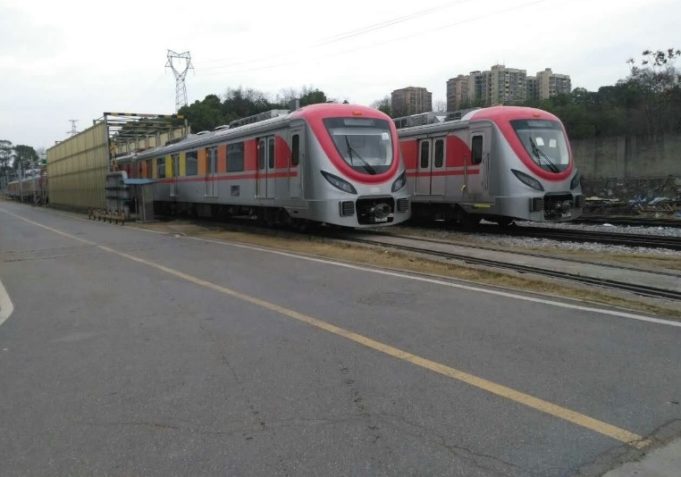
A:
[178,86,328,132]
[506,49,681,140]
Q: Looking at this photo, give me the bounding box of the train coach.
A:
[6,173,48,205]
[116,103,410,228]
[396,106,583,226]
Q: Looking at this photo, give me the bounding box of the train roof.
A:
[116,103,389,164]
[397,106,561,137]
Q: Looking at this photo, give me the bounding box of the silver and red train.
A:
[117,103,410,227]
[5,171,48,205]
[396,106,583,225]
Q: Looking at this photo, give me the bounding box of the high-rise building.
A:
[445,65,571,109]
[489,64,527,105]
[526,76,538,102]
[391,86,433,117]
[536,68,572,100]
[446,75,469,111]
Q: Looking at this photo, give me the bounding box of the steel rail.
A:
[336,234,681,301]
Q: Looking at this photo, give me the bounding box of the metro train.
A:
[117,103,410,228]
[396,106,583,226]
[5,172,48,205]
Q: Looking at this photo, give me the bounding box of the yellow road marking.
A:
[1,206,653,449]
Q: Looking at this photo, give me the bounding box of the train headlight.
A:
[321,171,357,194]
[391,170,407,192]
[511,169,544,191]
[570,171,581,190]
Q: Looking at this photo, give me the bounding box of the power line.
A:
[197,0,548,79]
[198,0,472,72]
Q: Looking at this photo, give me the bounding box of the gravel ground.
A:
[515,219,681,237]
[392,221,681,260]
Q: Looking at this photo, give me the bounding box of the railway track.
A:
[334,232,681,302]
[575,216,681,228]
[490,225,681,250]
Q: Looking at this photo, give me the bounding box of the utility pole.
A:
[17,152,23,203]
[165,50,193,112]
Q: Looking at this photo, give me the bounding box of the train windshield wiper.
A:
[528,137,559,173]
[344,136,376,175]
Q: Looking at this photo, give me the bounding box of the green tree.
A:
[625,48,681,136]
[299,87,327,107]
[179,94,224,132]
[14,145,39,174]
[0,139,13,187]
[370,96,392,116]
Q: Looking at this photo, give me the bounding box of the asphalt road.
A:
[1,201,680,477]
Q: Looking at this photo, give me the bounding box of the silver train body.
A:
[5,173,48,204]
[117,104,410,227]
[397,106,583,225]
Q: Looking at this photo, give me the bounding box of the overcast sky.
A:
[1,0,679,149]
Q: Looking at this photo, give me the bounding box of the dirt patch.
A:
[130,220,681,320]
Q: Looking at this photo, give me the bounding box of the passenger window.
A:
[258,139,265,170]
[472,136,483,165]
[434,139,444,168]
[157,158,166,178]
[420,141,429,168]
[291,134,300,166]
[186,151,198,176]
[208,147,217,174]
[268,138,275,169]
[228,142,244,172]
[171,154,180,177]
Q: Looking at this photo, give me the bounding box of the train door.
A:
[170,153,179,198]
[415,139,431,195]
[289,128,304,199]
[466,126,491,200]
[431,137,446,196]
[267,137,275,199]
[415,138,445,196]
[205,146,218,197]
[256,137,275,199]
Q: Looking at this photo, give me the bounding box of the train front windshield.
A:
[511,119,570,173]
[324,118,393,175]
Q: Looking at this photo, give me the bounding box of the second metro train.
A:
[396,106,584,226]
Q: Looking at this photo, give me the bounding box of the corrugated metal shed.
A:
[46,113,187,210]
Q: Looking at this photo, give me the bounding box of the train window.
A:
[257,139,266,170]
[323,117,393,174]
[420,141,429,168]
[472,136,483,165]
[291,134,300,166]
[227,142,244,172]
[268,138,275,169]
[186,151,198,176]
[434,139,444,168]
[171,154,180,177]
[146,160,152,178]
[511,119,570,171]
[207,147,218,174]
[157,158,166,178]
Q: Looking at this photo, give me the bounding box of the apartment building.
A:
[391,86,433,117]
[446,65,571,108]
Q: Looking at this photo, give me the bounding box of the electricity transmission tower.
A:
[67,119,78,136]
[165,50,193,112]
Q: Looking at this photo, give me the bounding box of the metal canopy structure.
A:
[100,112,188,159]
